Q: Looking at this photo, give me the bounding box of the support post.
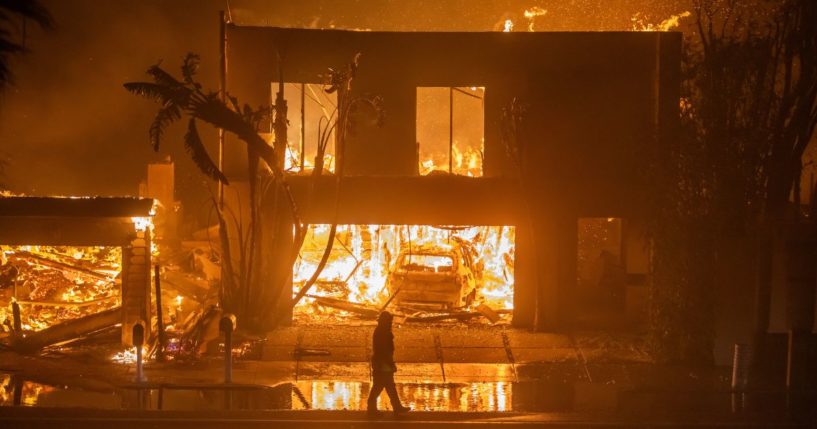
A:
[731,343,750,391]
[301,83,306,170]
[449,87,453,174]
[11,300,21,333]
[220,313,237,384]
[153,264,165,362]
[133,321,145,383]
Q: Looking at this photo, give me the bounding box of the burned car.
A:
[386,242,482,309]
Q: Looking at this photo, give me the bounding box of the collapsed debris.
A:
[302,293,507,325]
[1,245,121,334]
[8,306,121,353]
[293,224,515,325]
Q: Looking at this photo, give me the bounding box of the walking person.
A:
[367,311,410,416]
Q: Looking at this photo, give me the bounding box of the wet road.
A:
[2,371,816,427]
[1,407,815,429]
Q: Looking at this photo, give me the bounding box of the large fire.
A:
[294,224,515,323]
[0,245,122,332]
[0,211,154,335]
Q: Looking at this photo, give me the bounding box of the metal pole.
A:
[133,322,145,383]
[449,87,454,174]
[731,343,750,391]
[220,314,236,384]
[12,375,22,406]
[153,265,165,362]
[218,10,227,209]
[301,83,306,171]
[223,328,232,383]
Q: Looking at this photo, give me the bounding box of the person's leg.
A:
[384,373,404,411]
[367,377,385,411]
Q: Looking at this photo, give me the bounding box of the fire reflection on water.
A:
[0,375,56,407]
[292,380,511,412]
[1,373,513,412]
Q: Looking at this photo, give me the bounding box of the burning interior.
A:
[416,87,484,176]
[0,245,122,333]
[0,197,154,348]
[294,224,514,324]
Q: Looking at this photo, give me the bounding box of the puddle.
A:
[292,381,514,411]
[1,373,813,417]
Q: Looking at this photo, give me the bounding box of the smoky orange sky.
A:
[0,0,689,212]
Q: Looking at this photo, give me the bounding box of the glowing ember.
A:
[131,216,153,232]
[631,11,691,32]
[284,144,336,174]
[523,7,547,31]
[111,346,149,364]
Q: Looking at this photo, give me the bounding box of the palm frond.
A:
[181,53,200,85]
[149,104,182,151]
[0,38,24,86]
[184,118,229,185]
[0,0,54,29]
[147,64,183,88]
[123,82,183,105]
[191,94,255,137]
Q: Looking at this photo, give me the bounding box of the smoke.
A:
[0,0,690,220]
[0,0,223,198]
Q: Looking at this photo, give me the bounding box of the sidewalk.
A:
[1,325,814,426]
[1,327,739,413]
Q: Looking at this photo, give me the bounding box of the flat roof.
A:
[0,197,154,218]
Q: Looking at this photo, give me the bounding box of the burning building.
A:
[217,25,680,330]
[0,197,154,347]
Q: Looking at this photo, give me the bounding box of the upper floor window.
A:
[271,82,338,174]
[416,87,485,177]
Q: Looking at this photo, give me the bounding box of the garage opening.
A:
[293,224,515,324]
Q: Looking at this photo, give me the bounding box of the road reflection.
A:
[2,372,814,421]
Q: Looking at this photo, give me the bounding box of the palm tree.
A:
[125,53,299,329]
[125,53,382,331]
[0,0,53,90]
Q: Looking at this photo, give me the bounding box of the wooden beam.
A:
[10,307,122,353]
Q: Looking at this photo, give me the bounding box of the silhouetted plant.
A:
[126,53,382,331]
[647,0,817,364]
[126,53,306,329]
[0,0,53,90]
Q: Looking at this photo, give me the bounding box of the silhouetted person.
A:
[367,311,409,415]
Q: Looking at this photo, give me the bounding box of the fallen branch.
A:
[9,306,122,353]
